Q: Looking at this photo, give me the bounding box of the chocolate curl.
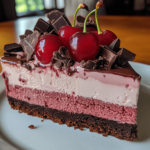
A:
[81,56,104,70]
[99,45,118,69]
[53,47,75,69]
[117,48,136,66]
[75,15,96,28]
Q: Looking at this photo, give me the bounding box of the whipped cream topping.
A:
[1,60,140,108]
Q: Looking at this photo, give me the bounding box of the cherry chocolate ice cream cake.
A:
[0,1,141,141]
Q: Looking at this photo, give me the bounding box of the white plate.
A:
[0,62,150,150]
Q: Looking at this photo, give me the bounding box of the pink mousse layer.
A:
[7,85,137,124]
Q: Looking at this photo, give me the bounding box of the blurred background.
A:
[0,0,150,22]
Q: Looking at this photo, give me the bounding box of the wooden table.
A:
[0,16,150,71]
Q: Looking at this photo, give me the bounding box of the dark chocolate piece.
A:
[34,18,54,34]
[4,52,17,57]
[81,56,104,70]
[109,38,121,52]
[25,29,33,36]
[4,43,23,52]
[45,10,71,32]
[20,31,40,61]
[99,45,118,69]
[19,30,33,41]
[53,46,74,69]
[75,15,96,28]
[117,48,136,66]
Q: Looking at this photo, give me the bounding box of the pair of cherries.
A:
[35,1,117,64]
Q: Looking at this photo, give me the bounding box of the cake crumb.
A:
[18,110,23,113]
[28,125,35,129]
[41,119,44,122]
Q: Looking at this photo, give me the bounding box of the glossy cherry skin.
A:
[58,25,82,48]
[35,34,63,64]
[68,32,99,62]
[92,30,117,46]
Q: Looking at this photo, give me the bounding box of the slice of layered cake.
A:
[0,1,141,141]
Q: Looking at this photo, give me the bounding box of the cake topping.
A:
[75,15,97,30]
[34,18,54,34]
[53,46,75,69]
[117,48,136,66]
[109,38,121,52]
[58,3,89,48]
[81,56,103,70]
[99,45,118,69]
[19,29,33,41]
[20,31,40,61]
[46,10,71,32]
[35,34,63,64]
[4,43,23,52]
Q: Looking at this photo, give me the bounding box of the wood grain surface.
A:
[0,16,150,72]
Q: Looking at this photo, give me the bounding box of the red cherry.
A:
[58,25,82,48]
[35,34,63,64]
[68,32,99,62]
[92,30,117,46]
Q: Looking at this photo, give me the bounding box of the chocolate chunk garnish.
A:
[81,56,104,70]
[117,48,136,66]
[46,10,71,32]
[109,38,121,52]
[4,52,17,57]
[25,29,33,36]
[4,43,23,52]
[100,45,118,69]
[53,46,74,69]
[19,30,33,41]
[34,18,54,34]
[75,15,96,28]
[20,31,40,61]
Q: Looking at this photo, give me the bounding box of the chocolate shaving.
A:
[4,43,23,52]
[109,38,121,52]
[81,57,104,70]
[75,15,96,28]
[117,48,136,66]
[46,10,71,32]
[20,31,40,61]
[99,45,118,69]
[34,18,54,34]
[53,47,74,69]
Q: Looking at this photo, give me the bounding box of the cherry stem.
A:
[95,9,102,34]
[83,9,95,33]
[72,3,89,27]
[72,6,80,27]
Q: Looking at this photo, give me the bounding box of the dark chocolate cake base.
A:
[8,96,138,141]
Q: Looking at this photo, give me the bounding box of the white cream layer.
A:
[1,62,140,108]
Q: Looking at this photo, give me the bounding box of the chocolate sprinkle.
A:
[109,38,121,52]
[34,18,54,34]
[117,48,136,66]
[20,31,40,61]
[4,43,23,52]
[81,56,104,70]
[75,15,96,28]
[53,47,74,69]
[99,45,118,69]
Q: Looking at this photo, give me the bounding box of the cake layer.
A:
[1,60,140,108]
[8,97,138,141]
[7,85,137,124]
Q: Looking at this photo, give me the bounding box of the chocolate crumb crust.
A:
[8,96,138,141]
